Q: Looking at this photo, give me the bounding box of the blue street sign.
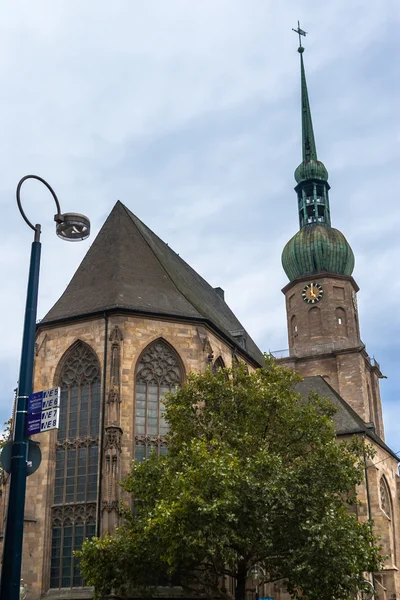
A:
[28,387,60,414]
[26,387,61,436]
[26,413,42,436]
[27,392,43,415]
[26,408,60,436]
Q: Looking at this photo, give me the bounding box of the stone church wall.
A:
[0,313,249,600]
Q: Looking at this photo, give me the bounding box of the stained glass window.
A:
[134,340,183,460]
[50,342,100,589]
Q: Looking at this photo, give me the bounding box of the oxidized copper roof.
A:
[281,224,355,282]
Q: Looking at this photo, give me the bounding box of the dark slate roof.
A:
[42,201,264,365]
[295,376,399,460]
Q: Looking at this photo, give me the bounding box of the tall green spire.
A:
[293,33,329,186]
[281,25,355,282]
[299,46,318,163]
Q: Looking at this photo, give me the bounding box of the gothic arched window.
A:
[380,476,392,519]
[380,476,396,565]
[134,339,183,462]
[50,341,101,590]
[212,356,226,374]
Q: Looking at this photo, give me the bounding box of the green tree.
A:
[79,359,382,600]
[0,418,11,449]
[0,417,12,477]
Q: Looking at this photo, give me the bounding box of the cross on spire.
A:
[292,21,307,48]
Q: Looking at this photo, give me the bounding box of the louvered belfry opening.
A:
[50,341,101,589]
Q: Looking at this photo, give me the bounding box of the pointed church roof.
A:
[42,201,264,365]
[299,47,318,164]
[282,37,355,283]
[294,46,328,184]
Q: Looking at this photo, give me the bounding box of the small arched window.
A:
[212,356,226,374]
[134,339,183,462]
[50,341,101,589]
[309,306,322,336]
[335,307,348,336]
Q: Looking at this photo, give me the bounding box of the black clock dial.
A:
[302,282,324,304]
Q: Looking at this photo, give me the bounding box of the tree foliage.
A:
[0,417,12,476]
[0,418,12,450]
[78,359,382,600]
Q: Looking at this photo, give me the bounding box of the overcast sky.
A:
[0,1,399,451]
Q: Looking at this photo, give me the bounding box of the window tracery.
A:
[134,340,183,461]
[212,356,226,374]
[50,341,101,590]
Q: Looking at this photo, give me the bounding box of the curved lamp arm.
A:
[16,174,90,242]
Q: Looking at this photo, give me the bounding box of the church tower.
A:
[278,38,385,438]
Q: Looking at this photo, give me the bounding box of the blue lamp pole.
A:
[0,175,90,600]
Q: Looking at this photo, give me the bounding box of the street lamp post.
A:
[0,175,90,600]
[247,565,266,600]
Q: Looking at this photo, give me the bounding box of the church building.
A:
[0,39,399,600]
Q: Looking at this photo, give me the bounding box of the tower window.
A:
[303,183,314,198]
[335,308,348,336]
[306,205,316,217]
[317,205,325,222]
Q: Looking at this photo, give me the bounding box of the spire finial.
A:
[292,20,307,51]
[292,22,318,162]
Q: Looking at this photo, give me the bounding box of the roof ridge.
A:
[313,376,368,429]
[122,205,227,319]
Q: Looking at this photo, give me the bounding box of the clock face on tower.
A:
[302,282,324,304]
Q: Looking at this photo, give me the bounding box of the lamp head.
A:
[54,213,90,241]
